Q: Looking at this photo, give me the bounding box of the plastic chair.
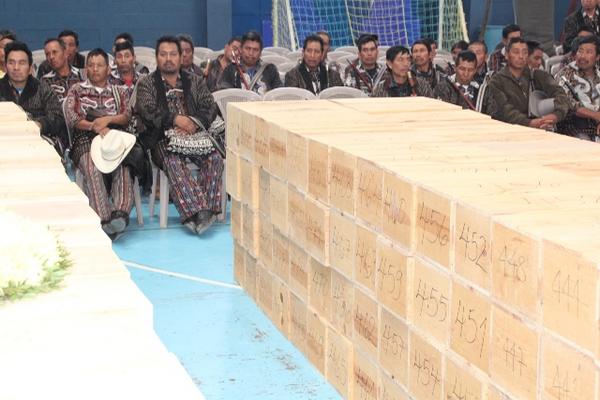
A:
[334,46,358,54]
[262,46,291,56]
[32,49,46,71]
[285,50,302,62]
[62,101,144,226]
[318,86,367,99]
[262,87,317,101]
[194,47,213,61]
[546,55,566,74]
[212,88,262,121]
[278,61,298,75]
[327,51,354,62]
[260,54,289,66]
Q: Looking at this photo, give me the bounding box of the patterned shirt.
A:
[41,66,85,103]
[410,62,444,90]
[65,80,130,131]
[65,79,130,165]
[344,59,386,96]
[488,47,506,74]
[556,61,600,137]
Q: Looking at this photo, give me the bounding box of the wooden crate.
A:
[379,306,410,387]
[542,241,599,354]
[305,196,330,264]
[356,158,383,228]
[309,257,332,322]
[449,281,491,374]
[412,259,452,346]
[376,238,412,320]
[239,157,259,209]
[306,311,327,374]
[415,187,451,269]
[491,222,540,319]
[258,168,271,217]
[329,147,356,215]
[382,171,415,252]
[330,269,355,339]
[268,123,287,179]
[308,139,330,203]
[329,209,356,280]
[288,241,309,302]
[288,184,306,248]
[541,334,598,400]
[289,293,308,354]
[326,327,354,399]
[355,223,377,294]
[271,228,290,283]
[353,349,379,400]
[270,175,288,234]
[490,306,539,400]
[409,330,443,400]
[354,287,379,360]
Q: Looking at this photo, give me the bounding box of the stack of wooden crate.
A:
[227,97,600,400]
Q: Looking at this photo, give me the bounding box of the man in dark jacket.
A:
[284,34,343,95]
[37,30,85,78]
[217,31,281,95]
[434,50,498,118]
[373,45,433,98]
[488,38,570,129]
[562,0,600,53]
[0,41,65,153]
[134,36,222,234]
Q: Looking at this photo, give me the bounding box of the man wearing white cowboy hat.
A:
[64,48,134,239]
[488,38,570,130]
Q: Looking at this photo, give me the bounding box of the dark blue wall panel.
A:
[0,0,208,51]
[231,0,272,45]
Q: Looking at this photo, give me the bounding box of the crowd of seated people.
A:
[1,1,599,239]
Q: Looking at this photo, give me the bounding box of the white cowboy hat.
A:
[90,129,136,173]
[529,90,555,118]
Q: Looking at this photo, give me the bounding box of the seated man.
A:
[468,40,490,85]
[64,48,134,239]
[373,45,433,98]
[284,34,343,95]
[488,24,521,73]
[203,36,240,92]
[40,38,84,103]
[488,38,569,129]
[217,31,282,95]
[112,33,149,75]
[178,34,203,76]
[344,33,386,96]
[527,41,544,70]
[109,40,142,95]
[445,40,469,75]
[434,50,498,117]
[0,41,65,154]
[557,27,595,76]
[556,35,600,141]
[135,35,222,234]
[316,30,340,74]
[562,0,600,54]
[37,29,85,78]
[411,39,444,89]
[0,30,16,78]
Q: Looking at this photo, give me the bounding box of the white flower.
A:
[0,209,63,292]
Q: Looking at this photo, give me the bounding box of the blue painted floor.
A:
[112,202,341,400]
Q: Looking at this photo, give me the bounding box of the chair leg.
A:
[133,177,144,226]
[75,168,84,189]
[148,165,158,218]
[217,164,227,222]
[159,169,169,228]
